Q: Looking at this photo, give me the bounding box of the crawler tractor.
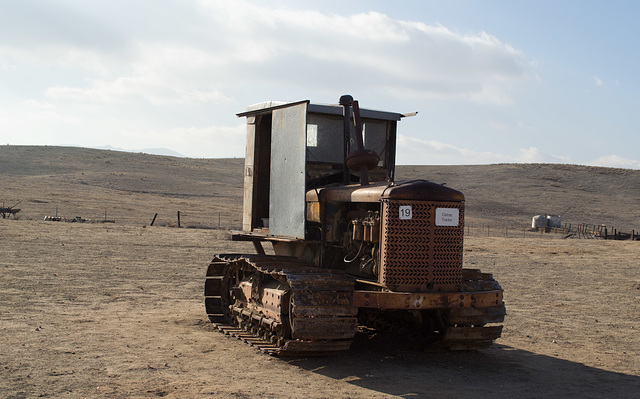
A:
[204,95,505,355]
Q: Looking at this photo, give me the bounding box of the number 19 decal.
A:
[399,205,412,220]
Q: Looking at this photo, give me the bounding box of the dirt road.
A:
[1,220,638,398]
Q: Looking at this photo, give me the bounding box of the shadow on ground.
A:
[286,336,639,399]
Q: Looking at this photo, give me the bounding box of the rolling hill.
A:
[1,145,639,231]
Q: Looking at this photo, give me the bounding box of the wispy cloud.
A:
[594,75,603,86]
[0,0,536,160]
[396,134,571,165]
[396,134,640,169]
[588,155,640,169]
[7,1,528,108]
[45,77,231,106]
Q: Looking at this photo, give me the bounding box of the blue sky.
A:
[1,0,639,167]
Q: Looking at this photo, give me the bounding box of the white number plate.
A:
[399,205,412,220]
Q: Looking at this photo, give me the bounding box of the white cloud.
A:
[516,147,571,163]
[23,99,56,111]
[17,99,79,124]
[588,155,640,169]
[34,2,527,107]
[396,135,571,165]
[45,77,231,106]
[0,44,114,76]
[43,41,234,106]
[0,1,533,160]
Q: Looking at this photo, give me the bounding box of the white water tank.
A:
[532,215,547,228]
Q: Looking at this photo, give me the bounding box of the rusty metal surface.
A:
[381,180,464,201]
[447,305,506,324]
[380,199,464,292]
[306,180,465,203]
[204,254,357,356]
[261,281,288,320]
[443,325,503,350]
[306,201,321,223]
[306,182,388,202]
[205,255,505,353]
[353,290,503,309]
[229,230,320,244]
[356,268,505,350]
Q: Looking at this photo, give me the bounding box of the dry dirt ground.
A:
[1,219,638,398]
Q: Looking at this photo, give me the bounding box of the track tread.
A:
[204,254,357,356]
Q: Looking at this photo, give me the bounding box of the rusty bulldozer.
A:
[204,95,505,355]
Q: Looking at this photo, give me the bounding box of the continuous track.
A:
[205,255,504,354]
[204,254,358,356]
[443,269,506,350]
[357,269,505,351]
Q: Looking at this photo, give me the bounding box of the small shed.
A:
[532,214,562,229]
[547,215,561,228]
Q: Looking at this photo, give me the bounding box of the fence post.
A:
[177,211,181,228]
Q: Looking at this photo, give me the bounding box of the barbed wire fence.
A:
[36,207,243,231]
[464,221,638,240]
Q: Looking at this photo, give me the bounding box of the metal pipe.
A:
[339,95,353,185]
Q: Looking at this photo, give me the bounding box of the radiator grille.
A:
[380,200,463,291]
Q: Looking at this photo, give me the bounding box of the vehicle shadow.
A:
[286,336,639,399]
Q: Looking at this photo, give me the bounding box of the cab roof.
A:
[237,99,404,121]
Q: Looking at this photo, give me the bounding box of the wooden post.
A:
[150,213,158,226]
[177,211,181,228]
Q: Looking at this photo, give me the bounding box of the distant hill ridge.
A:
[1,145,639,230]
[95,145,185,158]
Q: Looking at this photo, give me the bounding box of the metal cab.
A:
[237,100,403,240]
